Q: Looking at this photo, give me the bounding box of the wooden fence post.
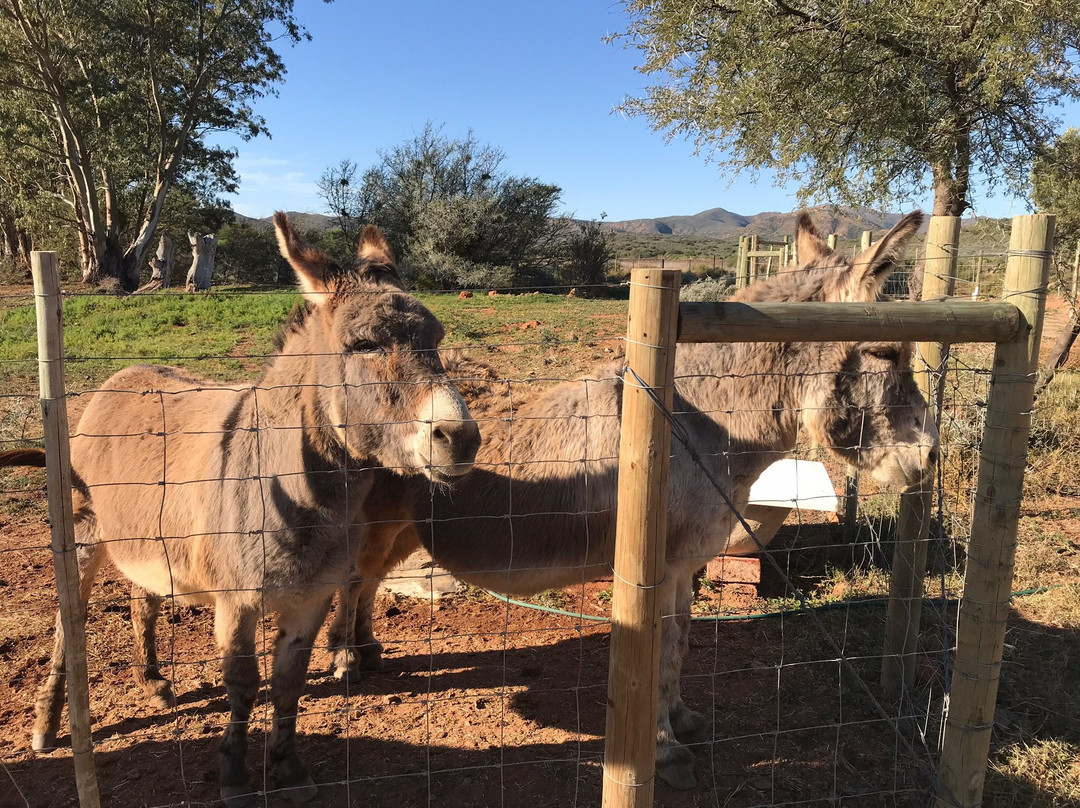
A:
[602,268,680,808]
[881,215,960,696]
[736,236,748,289]
[971,250,984,301]
[936,214,1053,807]
[31,252,102,808]
[827,233,838,250]
[861,230,873,251]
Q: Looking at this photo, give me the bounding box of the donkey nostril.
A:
[432,427,447,443]
[927,447,939,465]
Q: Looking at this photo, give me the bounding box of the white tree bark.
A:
[149,233,174,285]
[185,232,216,291]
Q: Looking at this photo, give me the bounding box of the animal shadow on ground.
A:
[7,614,1074,808]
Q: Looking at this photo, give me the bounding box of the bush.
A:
[560,218,612,288]
[679,275,736,302]
[216,223,289,285]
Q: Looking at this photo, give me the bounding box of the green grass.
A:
[0,289,301,388]
[0,286,628,448]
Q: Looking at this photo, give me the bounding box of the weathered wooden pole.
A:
[971,250,984,301]
[936,214,1052,807]
[748,235,759,284]
[860,230,872,251]
[602,268,680,808]
[881,215,960,697]
[827,233,838,250]
[736,236,748,289]
[31,252,102,808]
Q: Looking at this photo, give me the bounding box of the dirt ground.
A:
[0,522,939,808]
[0,288,1077,808]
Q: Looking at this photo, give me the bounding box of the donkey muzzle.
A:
[414,384,481,483]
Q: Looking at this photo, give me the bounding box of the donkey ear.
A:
[357,224,398,271]
[795,211,831,263]
[274,211,338,303]
[849,211,924,298]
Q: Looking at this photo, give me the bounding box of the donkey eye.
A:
[867,348,901,363]
[348,341,385,355]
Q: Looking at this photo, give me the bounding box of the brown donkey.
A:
[3,214,480,806]
[326,211,939,789]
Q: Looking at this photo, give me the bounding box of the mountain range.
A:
[238,205,982,241]
[599,205,918,240]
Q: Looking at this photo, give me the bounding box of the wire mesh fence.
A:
[0,223,1073,808]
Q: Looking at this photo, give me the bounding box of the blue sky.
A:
[216,0,1080,222]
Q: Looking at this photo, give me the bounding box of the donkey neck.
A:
[674,340,808,459]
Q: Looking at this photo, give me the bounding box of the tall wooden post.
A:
[602,269,680,808]
[31,252,102,808]
[860,230,872,251]
[748,235,759,284]
[936,214,1053,807]
[972,250,984,301]
[881,215,960,696]
[736,236,748,289]
[827,233,838,250]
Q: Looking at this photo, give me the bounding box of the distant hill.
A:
[235,205,1008,249]
[234,211,335,232]
[604,207,751,237]
[601,205,917,240]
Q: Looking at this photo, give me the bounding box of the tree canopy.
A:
[1032,127,1080,249]
[322,123,565,288]
[0,0,318,289]
[613,0,1080,216]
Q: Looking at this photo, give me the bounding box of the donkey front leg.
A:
[654,568,705,790]
[215,603,260,808]
[328,521,419,678]
[268,596,334,803]
[130,584,176,710]
[32,542,104,751]
[668,578,711,747]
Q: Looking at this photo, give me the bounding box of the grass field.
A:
[0,283,1077,806]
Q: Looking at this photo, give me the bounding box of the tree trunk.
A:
[1036,307,1080,396]
[150,233,174,285]
[931,170,969,217]
[1,213,18,260]
[134,233,175,294]
[185,232,217,291]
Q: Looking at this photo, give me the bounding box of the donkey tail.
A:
[0,448,47,468]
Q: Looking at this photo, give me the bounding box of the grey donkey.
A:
[2,214,481,806]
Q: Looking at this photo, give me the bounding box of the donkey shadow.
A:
[7,607,1074,808]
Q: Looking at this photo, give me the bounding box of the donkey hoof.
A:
[220,784,258,808]
[31,731,58,752]
[357,644,384,671]
[281,776,318,803]
[143,681,176,710]
[656,759,698,790]
[332,645,383,679]
[672,708,711,746]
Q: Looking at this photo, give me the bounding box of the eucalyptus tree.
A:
[0,0,319,289]
[614,0,1080,215]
